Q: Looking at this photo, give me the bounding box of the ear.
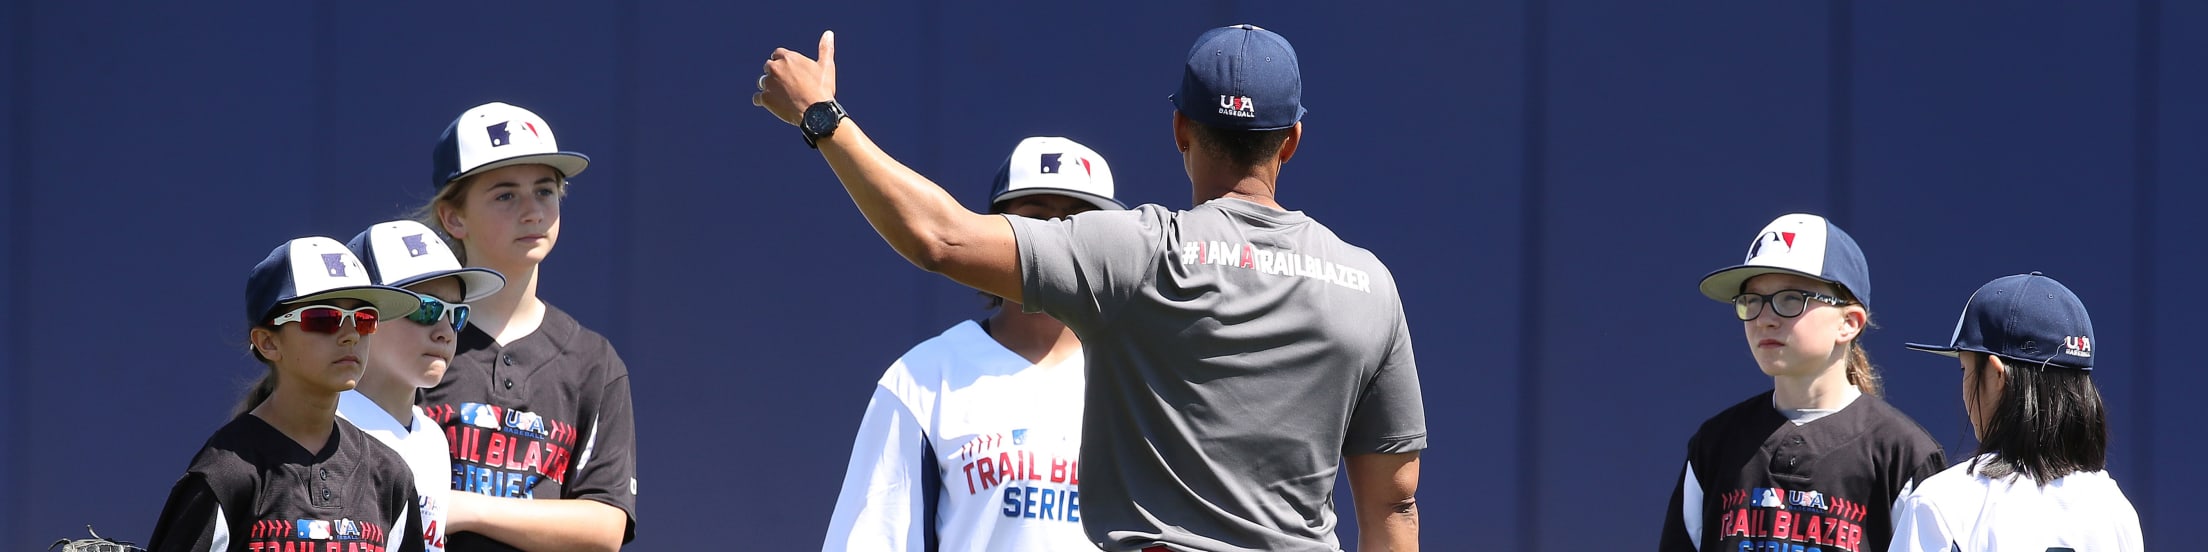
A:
[1276,122,1302,164]
[1985,354,2009,381]
[437,201,468,241]
[1172,111,1193,153]
[1836,305,1867,342]
[250,327,281,362]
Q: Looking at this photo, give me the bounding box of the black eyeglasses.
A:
[1731,290,1848,321]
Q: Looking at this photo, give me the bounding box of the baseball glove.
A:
[49,526,144,552]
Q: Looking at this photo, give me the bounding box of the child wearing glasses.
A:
[340,220,509,552]
[148,237,429,552]
[1893,273,2142,551]
[824,137,1124,552]
[1659,213,1945,552]
[410,101,637,550]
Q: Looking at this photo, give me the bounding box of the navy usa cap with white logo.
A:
[988,137,1125,213]
[1698,213,1873,307]
[345,220,506,303]
[431,102,590,190]
[1170,24,1306,131]
[1906,272,2096,371]
[245,237,421,326]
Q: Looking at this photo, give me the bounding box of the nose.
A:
[337,325,361,345]
[431,320,456,343]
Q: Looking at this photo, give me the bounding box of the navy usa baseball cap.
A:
[989,137,1126,213]
[1170,24,1306,131]
[1906,272,2096,371]
[431,102,590,190]
[1699,213,1873,307]
[346,220,507,303]
[246,237,421,326]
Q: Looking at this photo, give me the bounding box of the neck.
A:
[1191,166,1283,210]
[353,376,417,428]
[469,260,546,344]
[1771,362,1859,410]
[250,384,339,454]
[986,305,1081,366]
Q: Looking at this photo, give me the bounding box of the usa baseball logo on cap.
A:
[988,136,1126,213]
[245,236,421,325]
[1699,213,1873,307]
[1171,24,1306,132]
[1906,272,2098,371]
[431,101,590,190]
[346,220,507,303]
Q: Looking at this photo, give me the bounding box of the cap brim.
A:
[1696,265,1838,303]
[1903,342,1965,358]
[991,188,1127,212]
[387,268,507,303]
[277,285,422,319]
[449,152,590,185]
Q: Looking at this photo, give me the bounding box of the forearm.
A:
[816,120,990,273]
[446,492,627,552]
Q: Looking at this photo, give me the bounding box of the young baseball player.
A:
[823,137,1124,552]
[411,101,637,551]
[148,237,428,552]
[1660,213,1946,552]
[1893,272,2143,551]
[341,220,510,552]
[755,25,1426,552]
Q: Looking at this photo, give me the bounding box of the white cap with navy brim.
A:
[1697,213,1874,308]
[431,101,590,190]
[989,136,1125,213]
[245,237,422,325]
[346,220,507,303]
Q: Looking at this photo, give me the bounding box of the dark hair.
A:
[1190,121,1292,168]
[1968,354,2109,485]
[235,324,279,417]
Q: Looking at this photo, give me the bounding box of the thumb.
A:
[818,30,836,72]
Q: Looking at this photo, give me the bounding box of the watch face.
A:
[804,103,837,133]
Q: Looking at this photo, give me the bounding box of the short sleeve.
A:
[147,474,223,552]
[1887,490,1953,552]
[822,386,931,552]
[1343,306,1427,454]
[569,354,639,542]
[1007,208,1168,329]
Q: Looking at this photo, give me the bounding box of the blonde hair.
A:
[1837,288,1881,397]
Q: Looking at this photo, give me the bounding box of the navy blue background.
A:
[3,2,2200,550]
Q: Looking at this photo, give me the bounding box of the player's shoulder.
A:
[187,415,276,472]
[886,320,998,384]
[1908,459,1988,501]
[537,302,627,374]
[1693,391,1780,432]
[1841,392,1942,447]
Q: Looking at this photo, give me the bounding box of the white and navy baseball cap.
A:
[1698,213,1874,307]
[345,220,506,303]
[430,101,590,190]
[988,136,1125,212]
[1170,24,1306,132]
[245,237,421,326]
[1906,272,2097,371]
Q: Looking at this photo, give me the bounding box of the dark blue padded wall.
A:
[2,2,2197,549]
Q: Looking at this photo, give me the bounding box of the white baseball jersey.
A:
[1889,454,2142,552]
[338,390,452,552]
[824,320,1089,552]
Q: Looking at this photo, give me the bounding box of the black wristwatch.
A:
[800,100,847,149]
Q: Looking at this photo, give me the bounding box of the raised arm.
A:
[753,31,1023,302]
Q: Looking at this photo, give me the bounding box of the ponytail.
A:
[1845,341,1881,397]
[234,368,277,417]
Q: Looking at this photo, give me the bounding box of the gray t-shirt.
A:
[1008,198,1428,552]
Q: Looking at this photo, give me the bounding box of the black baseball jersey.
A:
[420,303,637,550]
[148,415,427,552]
[1660,391,1944,552]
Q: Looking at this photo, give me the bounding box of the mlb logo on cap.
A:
[431,101,590,190]
[245,237,420,326]
[346,220,507,303]
[989,136,1125,213]
[1698,213,1873,307]
[1906,272,2098,371]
